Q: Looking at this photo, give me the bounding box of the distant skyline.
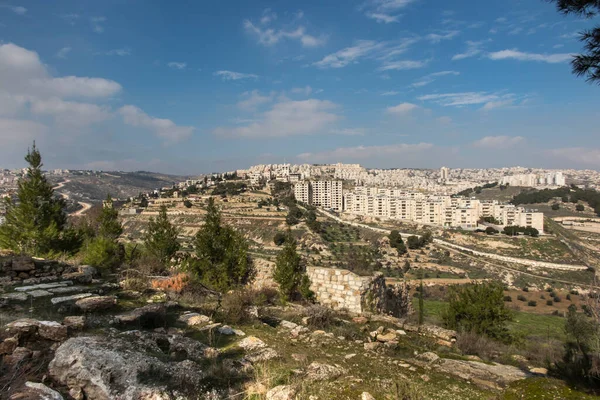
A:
[0,0,599,174]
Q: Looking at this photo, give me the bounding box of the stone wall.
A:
[251,259,277,288]
[0,256,80,287]
[306,266,412,317]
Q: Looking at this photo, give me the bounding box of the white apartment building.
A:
[499,172,566,188]
[344,187,544,232]
[440,166,449,182]
[294,180,343,211]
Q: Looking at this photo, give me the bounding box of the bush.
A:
[547,300,554,306]
[304,305,336,330]
[517,295,527,302]
[523,287,530,292]
[273,232,287,246]
[82,237,124,271]
[443,282,513,342]
[151,273,190,293]
[554,296,562,303]
[220,289,265,325]
[456,331,498,360]
[504,295,512,302]
[485,226,499,235]
[567,294,571,301]
[528,300,537,307]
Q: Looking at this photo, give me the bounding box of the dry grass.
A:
[151,273,190,293]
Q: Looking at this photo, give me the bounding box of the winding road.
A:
[53,179,93,216]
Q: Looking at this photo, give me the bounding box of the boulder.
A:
[266,385,297,400]
[5,318,40,337]
[280,320,298,330]
[238,336,267,351]
[0,337,18,355]
[376,332,397,343]
[114,304,167,328]
[178,313,210,326]
[352,316,369,324]
[244,347,278,363]
[4,347,32,365]
[38,321,68,341]
[24,382,65,400]
[417,352,440,363]
[361,392,376,400]
[63,316,86,331]
[529,367,548,375]
[218,325,235,335]
[75,296,116,312]
[363,342,381,352]
[48,334,206,400]
[306,362,346,381]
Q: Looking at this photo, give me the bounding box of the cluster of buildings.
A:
[343,187,544,232]
[498,172,566,188]
[292,180,544,232]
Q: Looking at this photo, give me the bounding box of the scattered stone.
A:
[306,362,346,381]
[436,339,454,347]
[511,354,527,363]
[0,337,18,355]
[344,353,357,360]
[63,316,86,331]
[38,321,68,341]
[50,293,93,305]
[114,304,166,328]
[290,325,309,337]
[376,332,397,343]
[12,257,35,272]
[178,312,211,326]
[48,286,88,294]
[238,336,267,351]
[301,316,310,325]
[417,352,440,363]
[233,329,246,336]
[361,392,375,400]
[352,316,369,324]
[5,318,41,336]
[24,382,64,400]
[196,323,222,332]
[4,347,32,365]
[529,367,548,375]
[218,325,235,335]
[363,342,381,351]
[280,320,298,330]
[75,295,116,312]
[465,355,483,362]
[244,347,278,363]
[15,282,69,292]
[28,289,53,298]
[396,329,407,336]
[311,330,326,336]
[266,385,296,400]
[1,292,28,302]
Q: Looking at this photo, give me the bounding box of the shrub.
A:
[83,237,124,271]
[528,300,537,307]
[151,273,190,293]
[273,232,287,246]
[443,282,513,342]
[517,295,527,302]
[305,305,336,330]
[547,300,554,306]
[456,331,497,360]
[554,296,562,303]
[219,289,264,324]
[522,287,529,292]
[503,295,512,302]
[567,294,571,301]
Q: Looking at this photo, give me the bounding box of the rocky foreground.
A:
[0,257,554,399]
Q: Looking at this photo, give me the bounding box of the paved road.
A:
[54,179,93,216]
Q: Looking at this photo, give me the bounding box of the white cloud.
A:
[260,8,277,25]
[213,99,340,138]
[472,135,524,149]
[238,90,274,111]
[411,70,459,88]
[31,76,122,98]
[361,0,414,23]
[60,13,79,25]
[330,128,366,136]
[481,99,514,111]
[313,40,385,68]
[214,70,258,81]
[30,97,111,126]
[425,30,460,43]
[487,49,572,63]
[381,91,400,96]
[297,142,433,162]
[104,48,131,56]
[378,60,427,71]
[243,18,325,48]
[386,102,418,114]
[291,86,314,96]
[91,16,106,33]
[418,92,513,107]
[167,62,187,70]
[1,5,27,15]
[55,47,72,59]
[119,105,194,143]
[452,40,486,60]
[545,148,600,167]
[366,12,400,23]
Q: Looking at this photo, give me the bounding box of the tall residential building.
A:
[294,180,343,211]
[344,187,544,232]
[440,166,449,182]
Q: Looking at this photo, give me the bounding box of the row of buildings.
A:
[294,181,544,233]
[498,172,566,188]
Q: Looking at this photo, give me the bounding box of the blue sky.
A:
[0,0,599,174]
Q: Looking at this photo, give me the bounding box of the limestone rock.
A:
[361,392,375,400]
[280,320,298,330]
[0,337,18,355]
[529,367,548,375]
[238,336,267,351]
[75,296,116,312]
[24,382,64,400]
[306,362,346,381]
[352,316,369,324]
[114,304,167,328]
[178,313,211,326]
[5,318,40,337]
[218,325,235,335]
[12,257,35,272]
[244,347,278,363]
[292,353,308,362]
[4,347,32,365]
[417,352,440,363]
[376,332,397,343]
[38,321,68,341]
[363,342,381,351]
[51,293,93,305]
[266,385,296,400]
[63,316,86,331]
[48,334,206,399]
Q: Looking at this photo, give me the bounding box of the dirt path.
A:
[54,179,92,216]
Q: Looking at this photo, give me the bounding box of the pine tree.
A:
[0,143,68,255]
[190,198,252,291]
[273,231,304,301]
[143,205,180,266]
[98,195,123,239]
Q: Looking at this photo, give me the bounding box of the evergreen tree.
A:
[190,198,252,291]
[143,205,180,265]
[418,278,425,326]
[97,195,123,239]
[0,143,68,255]
[273,231,307,301]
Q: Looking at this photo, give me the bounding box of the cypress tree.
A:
[98,194,123,239]
[273,231,304,301]
[143,205,180,266]
[0,142,68,255]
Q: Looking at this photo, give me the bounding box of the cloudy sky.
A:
[0,0,599,174]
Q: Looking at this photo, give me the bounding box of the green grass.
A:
[420,299,567,341]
